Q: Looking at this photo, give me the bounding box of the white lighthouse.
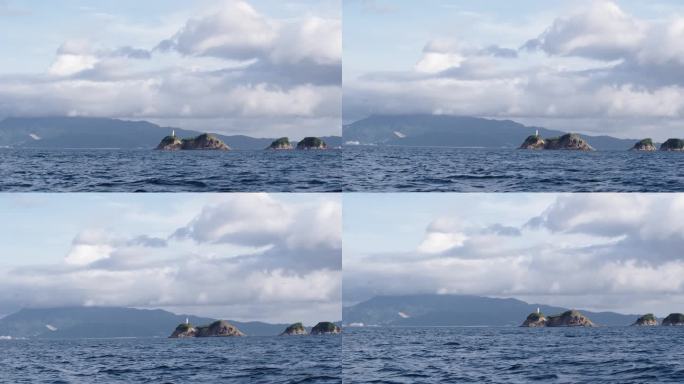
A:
[172,130,176,137]
[185,317,189,325]
[535,129,539,137]
[536,307,540,314]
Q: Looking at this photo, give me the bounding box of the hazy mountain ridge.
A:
[0,307,291,338]
[0,117,342,150]
[343,115,639,150]
[343,294,640,327]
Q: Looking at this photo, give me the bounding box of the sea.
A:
[0,149,342,192]
[343,146,684,192]
[343,327,684,383]
[0,336,341,383]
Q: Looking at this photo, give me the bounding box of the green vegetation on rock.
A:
[296,137,327,150]
[311,321,340,335]
[660,138,684,151]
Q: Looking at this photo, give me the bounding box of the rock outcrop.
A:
[280,322,308,336]
[519,133,594,151]
[156,133,230,151]
[169,323,197,338]
[520,312,547,327]
[544,134,595,151]
[631,139,657,151]
[168,320,244,338]
[660,138,684,151]
[632,313,658,326]
[296,137,327,150]
[545,310,596,327]
[661,313,684,326]
[519,135,545,150]
[267,137,293,150]
[310,321,341,335]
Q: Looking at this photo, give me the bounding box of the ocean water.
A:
[0,149,342,192]
[343,327,684,383]
[0,336,341,383]
[343,146,684,192]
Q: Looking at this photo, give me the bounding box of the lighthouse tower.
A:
[185,317,189,325]
[536,307,540,314]
[172,130,176,137]
[535,129,539,137]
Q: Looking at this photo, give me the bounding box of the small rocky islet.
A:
[520,310,595,327]
[265,136,328,150]
[280,321,341,336]
[519,133,595,151]
[169,320,245,338]
[156,133,230,151]
[632,313,658,326]
[661,313,684,326]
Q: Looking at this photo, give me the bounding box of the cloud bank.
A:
[0,0,341,138]
[345,1,684,139]
[344,194,684,316]
[0,194,341,324]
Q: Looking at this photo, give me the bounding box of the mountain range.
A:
[0,307,293,338]
[343,294,641,327]
[0,117,342,150]
[343,115,640,150]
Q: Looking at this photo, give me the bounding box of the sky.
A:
[344,0,684,140]
[0,0,341,138]
[0,193,341,324]
[344,193,684,317]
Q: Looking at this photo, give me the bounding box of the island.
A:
[660,138,684,151]
[280,322,308,336]
[521,310,595,327]
[296,137,328,150]
[631,139,657,151]
[520,310,547,327]
[156,132,230,151]
[169,320,245,338]
[632,313,658,326]
[519,133,594,151]
[310,321,341,335]
[267,137,293,150]
[661,313,684,326]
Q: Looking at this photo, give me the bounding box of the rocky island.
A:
[280,322,308,336]
[521,310,595,327]
[631,139,657,151]
[661,313,684,326]
[520,311,547,327]
[519,133,594,151]
[632,313,658,326]
[310,321,341,335]
[267,137,293,150]
[156,132,230,151]
[296,137,327,150]
[169,320,245,338]
[660,138,684,151]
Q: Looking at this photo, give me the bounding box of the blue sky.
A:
[0,193,341,323]
[344,193,684,316]
[0,0,341,138]
[343,0,684,140]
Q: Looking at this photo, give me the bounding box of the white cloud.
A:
[0,0,341,137]
[344,1,684,139]
[345,194,684,315]
[0,194,341,324]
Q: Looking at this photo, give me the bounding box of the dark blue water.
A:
[343,146,684,192]
[343,327,684,383]
[0,149,342,192]
[0,336,341,383]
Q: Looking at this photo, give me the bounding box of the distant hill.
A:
[0,117,341,150]
[343,115,638,150]
[0,307,290,338]
[343,294,639,327]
